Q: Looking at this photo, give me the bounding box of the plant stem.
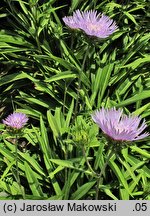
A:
[64,145,68,183]
[63,81,67,115]
[15,137,20,183]
[82,146,97,176]
[95,147,114,200]
[74,46,89,120]
[83,145,115,200]
[15,136,25,199]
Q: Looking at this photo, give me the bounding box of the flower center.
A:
[13,118,20,125]
[88,23,98,31]
[115,123,126,133]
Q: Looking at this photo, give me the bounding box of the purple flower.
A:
[91,107,149,141]
[2,112,28,129]
[63,10,118,38]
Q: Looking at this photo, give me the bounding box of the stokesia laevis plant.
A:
[63,10,118,39]
[63,10,118,120]
[91,107,149,142]
[3,112,28,130]
[91,107,149,199]
[2,112,28,199]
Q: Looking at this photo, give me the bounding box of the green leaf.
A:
[0,72,26,87]
[4,140,45,178]
[49,159,75,169]
[121,56,150,70]
[118,157,138,184]
[70,180,96,200]
[119,188,129,200]
[47,110,60,139]
[45,71,77,82]
[0,145,24,171]
[103,188,118,200]
[90,63,114,106]
[130,146,150,159]
[0,181,21,196]
[0,160,15,183]
[65,99,74,128]
[33,119,62,196]
[124,12,138,25]
[116,91,150,107]
[24,161,45,197]
[109,159,132,196]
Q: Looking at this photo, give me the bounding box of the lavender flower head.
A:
[91,107,149,142]
[3,112,28,130]
[63,10,118,38]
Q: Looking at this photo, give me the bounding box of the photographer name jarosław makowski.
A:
[19,202,117,212]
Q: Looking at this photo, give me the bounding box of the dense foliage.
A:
[0,0,150,200]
